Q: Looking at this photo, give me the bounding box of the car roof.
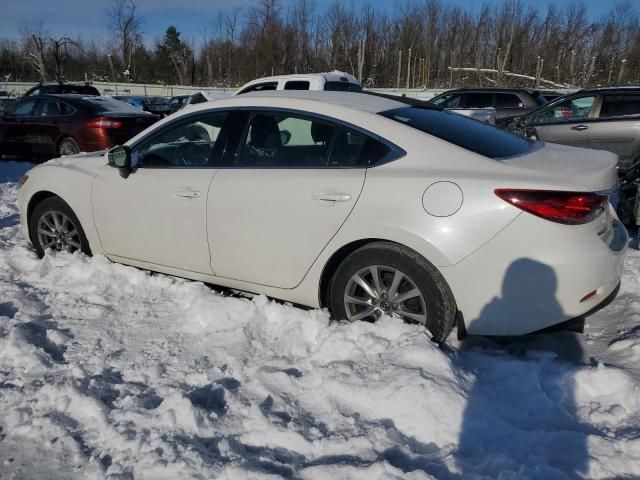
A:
[577,86,640,94]
[229,90,408,113]
[236,71,361,93]
[439,87,542,95]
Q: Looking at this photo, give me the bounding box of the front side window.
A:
[134,113,227,167]
[431,93,464,108]
[599,94,640,118]
[8,99,37,116]
[534,96,596,125]
[229,111,383,168]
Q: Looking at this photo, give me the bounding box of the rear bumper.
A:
[441,208,628,336]
[533,281,621,334]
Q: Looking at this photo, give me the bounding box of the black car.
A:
[430,87,548,127]
[23,83,100,97]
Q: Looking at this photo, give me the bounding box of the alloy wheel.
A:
[343,265,427,325]
[59,140,79,156]
[36,211,82,253]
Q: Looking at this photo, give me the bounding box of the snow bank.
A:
[1,162,639,479]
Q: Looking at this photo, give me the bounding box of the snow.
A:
[1,160,640,479]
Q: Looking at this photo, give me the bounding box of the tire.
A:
[29,196,91,258]
[58,137,80,156]
[329,242,457,342]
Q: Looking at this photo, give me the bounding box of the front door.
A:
[531,95,598,148]
[207,109,370,289]
[92,111,228,274]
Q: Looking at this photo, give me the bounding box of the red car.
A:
[0,94,159,161]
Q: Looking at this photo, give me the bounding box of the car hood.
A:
[42,150,108,166]
[501,142,619,192]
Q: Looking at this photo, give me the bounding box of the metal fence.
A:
[0,81,448,99]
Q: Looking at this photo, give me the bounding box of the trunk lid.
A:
[501,142,619,192]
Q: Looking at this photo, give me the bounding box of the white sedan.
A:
[17,91,627,341]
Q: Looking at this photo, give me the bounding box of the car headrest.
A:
[249,115,281,148]
[311,122,333,145]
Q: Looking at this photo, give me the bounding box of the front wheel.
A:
[29,196,91,258]
[329,242,457,342]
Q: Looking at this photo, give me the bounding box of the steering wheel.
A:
[178,142,209,166]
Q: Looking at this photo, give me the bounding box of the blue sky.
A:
[1,0,618,47]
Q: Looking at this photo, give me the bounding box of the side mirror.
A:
[108,145,132,178]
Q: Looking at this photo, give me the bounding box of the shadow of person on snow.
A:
[455,258,589,478]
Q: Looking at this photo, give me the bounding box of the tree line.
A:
[1,0,639,90]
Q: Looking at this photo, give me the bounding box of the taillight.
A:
[495,189,606,225]
[87,117,122,129]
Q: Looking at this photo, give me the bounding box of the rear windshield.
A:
[324,81,362,92]
[80,96,147,114]
[379,106,535,159]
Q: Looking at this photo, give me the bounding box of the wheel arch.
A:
[318,237,451,309]
[27,190,59,230]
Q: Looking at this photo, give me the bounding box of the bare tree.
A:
[107,0,141,78]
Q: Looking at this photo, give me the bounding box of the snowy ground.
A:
[1,161,639,480]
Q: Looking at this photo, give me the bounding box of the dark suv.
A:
[431,87,548,127]
[23,83,100,97]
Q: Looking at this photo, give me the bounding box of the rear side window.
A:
[380,107,534,159]
[324,81,362,92]
[465,92,493,108]
[226,111,384,168]
[34,99,64,116]
[237,82,278,94]
[600,94,640,118]
[495,93,525,109]
[284,81,310,90]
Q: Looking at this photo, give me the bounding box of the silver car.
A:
[510,87,640,168]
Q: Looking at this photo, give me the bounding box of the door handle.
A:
[311,192,352,202]
[571,125,589,131]
[172,189,201,199]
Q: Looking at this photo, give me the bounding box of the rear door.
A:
[530,94,598,148]
[32,98,75,156]
[494,92,528,123]
[206,109,374,288]
[588,93,640,166]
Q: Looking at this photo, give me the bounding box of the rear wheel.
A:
[329,242,457,342]
[58,137,80,156]
[29,196,91,257]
